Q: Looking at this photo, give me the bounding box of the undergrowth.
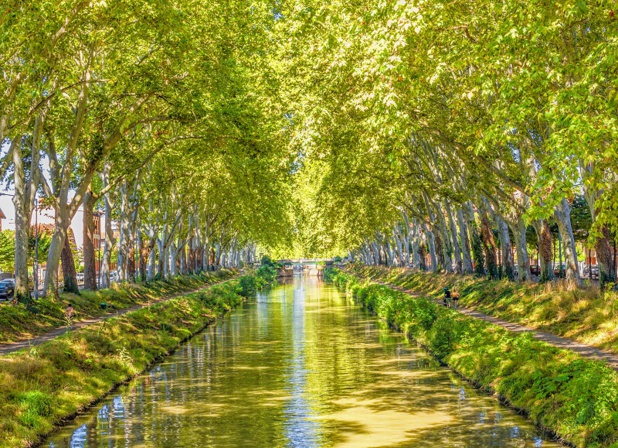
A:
[0,270,237,344]
[347,265,618,355]
[328,269,618,448]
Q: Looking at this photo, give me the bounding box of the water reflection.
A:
[45,277,560,447]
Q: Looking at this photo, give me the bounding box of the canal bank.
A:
[0,278,250,448]
[327,269,618,447]
[43,276,557,447]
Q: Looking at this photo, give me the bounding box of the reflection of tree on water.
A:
[283,281,320,447]
[45,279,558,448]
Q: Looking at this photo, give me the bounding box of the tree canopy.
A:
[1,0,618,297]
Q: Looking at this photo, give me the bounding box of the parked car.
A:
[0,279,15,301]
[583,265,599,280]
[553,264,567,278]
[529,265,540,276]
[76,273,84,283]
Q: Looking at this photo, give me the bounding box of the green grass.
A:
[347,265,618,355]
[0,276,250,448]
[328,269,618,447]
[0,270,237,344]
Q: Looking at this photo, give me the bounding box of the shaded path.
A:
[375,281,618,371]
[0,278,235,356]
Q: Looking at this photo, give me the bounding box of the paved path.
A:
[0,278,235,356]
[375,281,618,371]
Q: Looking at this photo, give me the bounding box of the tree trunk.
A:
[418,241,427,271]
[445,201,462,273]
[157,238,165,277]
[479,212,498,279]
[61,232,79,294]
[595,225,616,287]
[464,202,485,276]
[411,236,421,269]
[496,216,515,280]
[169,243,177,276]
[180,243,188,275]
[117,181,132,282]
[139,236,148,283]
[435,212,453,273]
[553,199,581,285]
[99,167,115,288]
[11,136,30,300]
[457,208,473,274]
[127,244,136,282]
[509,217,531,282]
[421,223,438,272]
[44,208,71,297]
[148,240,156,280]
[394,228,404,267]
[83,189,97,290]
[532,219,554,282]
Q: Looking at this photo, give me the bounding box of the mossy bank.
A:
[348,265,618,355]
[327,269,618,447]
[0,275,254,448]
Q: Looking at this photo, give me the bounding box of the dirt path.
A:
[376,281,618,371]
[0,278,235,356]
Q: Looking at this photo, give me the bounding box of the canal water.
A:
[44,277,559,447]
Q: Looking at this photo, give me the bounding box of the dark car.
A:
[529,265,540,276]
[0,279,15,301]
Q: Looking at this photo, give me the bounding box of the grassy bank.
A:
[0,276,251,448]
[346,265,618,355]
[0,270,237,344]
[327,269,618,447]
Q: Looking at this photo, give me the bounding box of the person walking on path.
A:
[443,287,451,308]
[452,290,460,309]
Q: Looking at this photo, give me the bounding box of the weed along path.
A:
[0,276,237,357]
[377,281,618,371]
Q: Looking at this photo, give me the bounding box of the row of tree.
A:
[1,1,293,299]
[276,0,618,285]
[3,1,617,294]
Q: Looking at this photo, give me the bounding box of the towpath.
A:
[374,281,618,371]
[0,277,235,356]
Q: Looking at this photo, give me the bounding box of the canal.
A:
[45,277,559,447]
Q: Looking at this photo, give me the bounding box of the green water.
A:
[45,277,559,447]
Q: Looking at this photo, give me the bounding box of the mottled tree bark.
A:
[496,216,515,280]
[464,203,485,276]
[595,225,616,287]
[532,219,555,282]
[480,212,498,279]
[509,217,531,282]
[553,199,581,284]
[445,201,462,273]
[83,189,97,290]
[457,208,473,274]
[61,233,79,294]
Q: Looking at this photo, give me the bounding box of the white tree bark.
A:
[554,199,581,284]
